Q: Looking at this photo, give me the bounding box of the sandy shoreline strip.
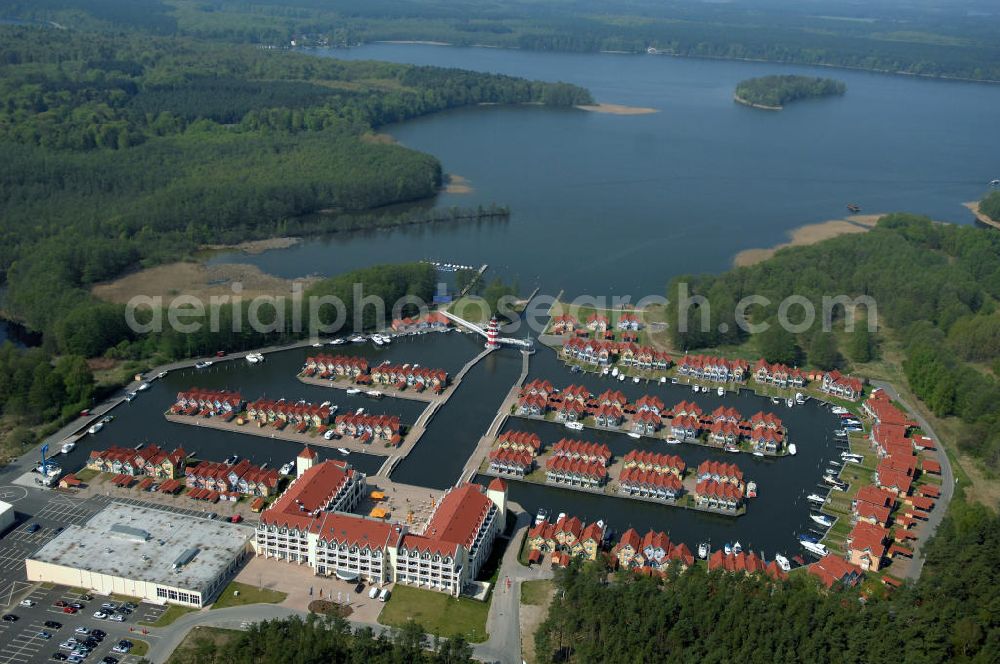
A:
[444,174,473,194]
[575,103,659,115]
[733,214,882,267]
[964,201,1000,230]
[201,237,301,255]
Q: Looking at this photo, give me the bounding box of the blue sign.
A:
[41,443,49,457]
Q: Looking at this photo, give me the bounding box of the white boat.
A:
[124,392,136,402]
[61,441,75,454]
[366,390,383,399]
[329,338,346,345]
[346,388,361,395]
[564,421,584,431]
[717,387,725,396]
[323,430,336,440]
[733,541,743,554]
[665,437,681,445]
[823,475,846,489]
[633,376,640,384]
[194,360,213,369]
[137,382,150,392]
[627,432,641,439]
[611,367,619,377]
[810,513,834,527]
[350,335,366,343]
[337,447,350,455]
[795,392,805,404]
[697,542,709,559]
[312,342,323,347]
[806,494,827,504]
[372,337,384,346]
[557,512,567,523]
[770,397,779,404]
[534,508,549,525]
[801,541,829,557]
[355,407,365,415]
[746,481,757,498]
[831,406,849,415]
[660,376,667,384]
[723,543,732,555]
[787,444,797,455]
[279,463,294,475]
[157,371,168,379]
[843,455,863,464]
[246,352,264,364]
[320,401,331,408]
[775,554,791,572]
[88,422,103,435]
[752,451,764,458]
[618,374,625,382]
[724,444,740,453]
[692,384,700,393]
[786,398,795,407]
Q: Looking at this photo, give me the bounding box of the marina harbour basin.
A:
[63,329,849,561]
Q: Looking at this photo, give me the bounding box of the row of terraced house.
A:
[87,445,187,479]
[562,337,673,370]
[171,389,245,417]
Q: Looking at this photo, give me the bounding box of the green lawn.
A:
[210,581,287,610]
[140,604,198,627]
[520,580,554,606]
[378,585,489,643]
[166,627,240,664]
[130,640,150,657]
[74,467,98,482]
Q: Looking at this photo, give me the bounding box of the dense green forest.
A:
[666,212,1000,471]
[0,25,589,354]
[535,498,1000,663]
[7,0,1000,82]
[161,614,475,663]
[735,75,846,109]
[982,191,1000,222]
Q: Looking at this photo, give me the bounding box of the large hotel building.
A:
[254,446,507,596]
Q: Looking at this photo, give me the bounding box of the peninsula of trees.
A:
[0,26,591,355]
[735,75,846,110]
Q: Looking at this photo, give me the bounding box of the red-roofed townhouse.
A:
[846,521,888,571]
[821,370,863,401]
[694,480,743,512]
[550,314,577,335]
[808,554,864,589]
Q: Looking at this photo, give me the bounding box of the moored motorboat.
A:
[61,441,75,454]
[717,386,725,396]
[786,398,794,407]
[88,422,103,435]
[337,447,350,455]
[724,443,740,453]
[366,390,383,399]
[137,382,150,391]
[775,553,791,572]
[611,367,619,378]
[194,360,213,369]
[723,542,733,555]
[787,443,797,455]
[797,533,818,544]
[565,421,584,431]
[535,508,549,525]
[801,541,829,557]
[806,493,827,505]
[770,397,779,404]
[665,437,681,445]
[732,541,743,554]
[627,432,641,439]
[346,388,362,395]
[810,513,834,527]
[279,462,294,475]
[746,481,757,498]
[752,451,764,458]
[697,542,709,559]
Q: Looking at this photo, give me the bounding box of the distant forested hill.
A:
[7,0,1000,83]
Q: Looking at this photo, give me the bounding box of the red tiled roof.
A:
[848,521,888,556]
[809,554,863,589]
[316,512,401,549]
[423,483,495,550]
[622,450,685,473]
[696,460,743,482]
[488,477,507,492]
[261,460,356,531]
[298,445,318,460]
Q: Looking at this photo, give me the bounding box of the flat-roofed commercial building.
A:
[25,503,254,607]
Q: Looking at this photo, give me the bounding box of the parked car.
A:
[354,582,365,594]
[92,611,107,620]
[90,630,105,639]
[59,642,76,651]
[37,631,53,639]
[368,586,379,599]
[62,607,77,614]
[109,614,125,622]
[50,654,68,661]
[25,523,40,533]
[102,657,119,664]
[2,614,18,622]
[100,602,117,610]
[230,514,243,523]
[74,627,90,635]
[67,656,84,664]
[53,600,67,607]
[44,621,62,629]
[19,599,35,607]
[69,603,85,609]
[378,588,391,602]
[122,603,137,611]
[79,595,93,601]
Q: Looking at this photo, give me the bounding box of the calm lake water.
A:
[208,44,1000,298]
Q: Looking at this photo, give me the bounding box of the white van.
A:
[378,588,391,602]
[368,586,379,600]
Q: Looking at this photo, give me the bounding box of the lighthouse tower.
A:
[485,316,500,349]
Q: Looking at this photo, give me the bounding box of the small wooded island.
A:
[734,75,846,110]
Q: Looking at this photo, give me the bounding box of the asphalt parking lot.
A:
[0,584,158,664]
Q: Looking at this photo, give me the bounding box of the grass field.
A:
[520,579,554,606]
[74,468,99,482]
[211,581,287,610]
[166,627,239,664]
[378,584,489,642]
